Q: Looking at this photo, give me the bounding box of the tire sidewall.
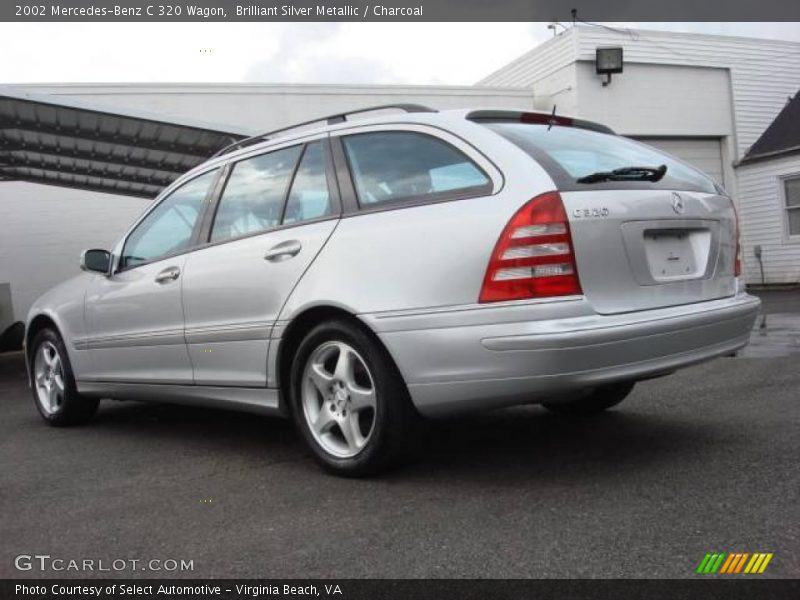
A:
[30,327,93,425]
[289,320,399,476]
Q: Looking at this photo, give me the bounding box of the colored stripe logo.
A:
[697,552,773,574]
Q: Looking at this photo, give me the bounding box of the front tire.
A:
[30,328,98,426]
[289,319,418,477]
[542,381,635,416]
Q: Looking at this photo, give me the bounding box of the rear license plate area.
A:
[643,229,709,281]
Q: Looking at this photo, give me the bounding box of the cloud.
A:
[243,23,397,83]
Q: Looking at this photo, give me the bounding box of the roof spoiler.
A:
[466,110,615,135]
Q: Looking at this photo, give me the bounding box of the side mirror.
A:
[80,249,112,274]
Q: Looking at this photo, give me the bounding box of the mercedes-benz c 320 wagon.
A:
[25,105,760,475]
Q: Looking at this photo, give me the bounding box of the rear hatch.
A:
[484,119,738,314]
[562,189,736,314]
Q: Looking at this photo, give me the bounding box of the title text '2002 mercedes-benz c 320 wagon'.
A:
[25,105,760,476]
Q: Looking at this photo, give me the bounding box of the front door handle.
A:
[264,240,302,262]
[154,266,181,284]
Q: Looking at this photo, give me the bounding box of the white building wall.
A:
[573,62,732,137]
[527,64,580,115]
[738,155,800,285]
[479,31,577,89]
[0,184,151,325]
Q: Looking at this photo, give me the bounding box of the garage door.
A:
[633,138,724,187]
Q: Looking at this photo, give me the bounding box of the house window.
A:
[786,177,800,237]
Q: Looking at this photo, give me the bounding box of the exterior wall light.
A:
[596,46,623,87]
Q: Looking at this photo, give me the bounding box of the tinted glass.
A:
[121,169,217,269]
[342,132,491,206]
[487,123,718,194]
[283,142,333,225]
[211,145,302,242]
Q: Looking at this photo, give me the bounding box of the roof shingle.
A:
[740,91,800,165]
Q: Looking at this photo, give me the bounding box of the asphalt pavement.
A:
[1,290,798,579]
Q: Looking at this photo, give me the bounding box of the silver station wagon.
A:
[25,105,760,476]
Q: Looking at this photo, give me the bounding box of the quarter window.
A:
[785,177,800,237]
[211,145,302,243]
[283,142,333,225]
[121,169,217,269]
[341,131,491,207]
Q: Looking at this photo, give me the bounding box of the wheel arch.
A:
[275,305,404,413]
[26,313,60,350]
[24,313,61,380]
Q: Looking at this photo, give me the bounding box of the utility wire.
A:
[568,11,800,66]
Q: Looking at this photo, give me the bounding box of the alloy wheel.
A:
[301,341,377,458]
[34,341,66,415]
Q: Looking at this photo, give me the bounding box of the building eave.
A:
[737,145,800,167]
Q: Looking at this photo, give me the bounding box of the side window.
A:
[210,145,302,243]
[283,142,333,225]
[121,169,217,269]
[341,131,491,207]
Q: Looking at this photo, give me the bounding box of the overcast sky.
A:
[1,22,798,85]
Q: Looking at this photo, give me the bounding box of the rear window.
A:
[487,123,718,194]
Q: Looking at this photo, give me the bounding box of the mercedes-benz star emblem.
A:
[671,192,685,215]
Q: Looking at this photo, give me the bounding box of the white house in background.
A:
[737,92,800,285]
[480,26,800,285]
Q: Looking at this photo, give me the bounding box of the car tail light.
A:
[479,191,582,302]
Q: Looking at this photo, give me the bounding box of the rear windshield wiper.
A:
[576,164,668,184]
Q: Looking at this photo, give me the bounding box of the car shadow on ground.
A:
[400,406,720,482]
[2,350,729,485]
[84,395,721,486]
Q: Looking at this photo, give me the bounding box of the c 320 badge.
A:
[573,207,610,218]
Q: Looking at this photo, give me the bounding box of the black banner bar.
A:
[3,0,800,22]
[3,579,800,600]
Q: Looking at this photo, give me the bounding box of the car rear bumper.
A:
[365,292,760,417]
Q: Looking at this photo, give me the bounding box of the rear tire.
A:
[289,319,419,477]
[542,382,635,416]
[29,328,98,426]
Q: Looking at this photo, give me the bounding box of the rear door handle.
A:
[154,266,181,284]
[264,240,302,262]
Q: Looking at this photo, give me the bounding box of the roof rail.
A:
[211,103,436,158]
